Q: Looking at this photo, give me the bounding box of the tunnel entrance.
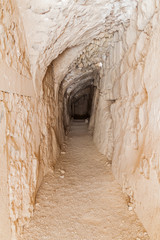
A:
[71,85,94,119]
[61,76,95,134]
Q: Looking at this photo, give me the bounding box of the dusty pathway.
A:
[21,121,150,240]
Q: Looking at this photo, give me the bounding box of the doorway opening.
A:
[71,85,94,120]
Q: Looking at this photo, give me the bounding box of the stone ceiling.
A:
[16,0,137,77]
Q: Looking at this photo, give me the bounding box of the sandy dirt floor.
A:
[20,121,150,240]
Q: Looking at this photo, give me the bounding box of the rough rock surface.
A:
[90,1,160,239]
[1,0,160,239]
[15,0,137,92]
[111,3,160,239]
[0,64,60,239]
[0,0,30,77]
[0,0,33,96]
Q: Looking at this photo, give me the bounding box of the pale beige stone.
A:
[1,0,160,239]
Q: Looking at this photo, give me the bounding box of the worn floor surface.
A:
[21,121,150,240]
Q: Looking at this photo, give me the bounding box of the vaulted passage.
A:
[1,1,160,240]
[21,121,149,240]
[71,85,94,120]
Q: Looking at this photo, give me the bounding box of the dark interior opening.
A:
[71,85,94,120]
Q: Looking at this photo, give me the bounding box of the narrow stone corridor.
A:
[21,121,149,240]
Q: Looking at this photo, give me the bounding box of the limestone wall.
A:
[0,65,60,240]
[40,64,60,178]
[0,0,34,96]
[5,93,40,239]
[0,3,60,235]
[1,0,160,239]
[113,4,160,239]
[0,93,11,240]
[92,32,122,160]
[93,1,160,239]
[0,0,34,239]
[0,91,40,240]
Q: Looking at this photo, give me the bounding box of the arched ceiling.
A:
[69,81,93,101]
[15,0,137,93]
[62,70,95,96]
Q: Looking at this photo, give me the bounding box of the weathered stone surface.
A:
[0,100,11,240]
[44,3,160,238]
[0,67,60,240]
[95,2,160,239]
[1,0,160,239]
[15,0,137,93]
[0,0,33,96]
